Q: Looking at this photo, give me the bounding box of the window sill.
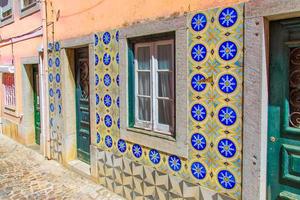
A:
[127,127,176,142]
[121,126,187,158]
[119,15,188,158]
[3,106,22,119]
[19,2,40,19]
[4,106,16,112]
[0,15,14,28]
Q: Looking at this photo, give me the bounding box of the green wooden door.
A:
[268,19,300,199]
[33,65,41,145]
[75,47,91,164]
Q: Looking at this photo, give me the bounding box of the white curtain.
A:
[157,44,173,126]
[137,47,151,121]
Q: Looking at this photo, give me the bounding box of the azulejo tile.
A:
[105,164,114,180]
[123,157,133,175]
[168,174,183,197]
[132,176,144,196]
[90,5,244,198]
[48,41,64,163]
[155,170,169,191]
[181,181,200,199]
[188,4,243,199]
[113,182,124,196]
[106,177,115,192]
[123,186,132,200]
[132,162,144,180]
[191,13,207,32]
[143,181,156,198]
[98,161,106,177]
[143,165,155,185]
[156,187,169,200]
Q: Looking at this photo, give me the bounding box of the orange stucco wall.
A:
[50,0,248,41]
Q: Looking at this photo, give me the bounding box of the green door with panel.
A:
[33,65,41,145]
[268,18,300,199]
[75,47,91,163]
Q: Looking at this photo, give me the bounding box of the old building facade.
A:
[0,0,43,146]
[1,0,300,199]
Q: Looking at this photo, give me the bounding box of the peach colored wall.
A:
[0,1,42,125]
[0,0,42,64]
[50,0,248,41]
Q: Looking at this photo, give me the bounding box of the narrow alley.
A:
[0,134,124,200]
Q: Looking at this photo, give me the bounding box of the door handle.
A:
[270,136,276,143]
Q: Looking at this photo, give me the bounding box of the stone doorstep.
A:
[67,159,92,181]
[27,144,41,153]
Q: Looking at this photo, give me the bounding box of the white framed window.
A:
[2,73,16,108]
[134,40,175,135]
[0,0,12,20]
[20,0,36,10]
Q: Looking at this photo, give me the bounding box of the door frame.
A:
[32,64,41,145]
[267,19,300,199]
[74,46,91,163]
[58,35,95,165]
[244,1,300,200]
[20,57,41,146]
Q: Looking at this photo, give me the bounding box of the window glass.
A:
[138,72,150,96]
[157,44,172,70]
[137,47,150,70]
[0,0,8,7]
[158,99,172,125]
[138,97,151,121]
[157,72,171,98]
[134,40,174,134]
[0,0,12,19]
[22,0,36,8]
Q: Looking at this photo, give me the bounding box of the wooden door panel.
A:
[75,47,91,164]
[281,144,300,185]
[268,19,300,199]
[33,65,41,145]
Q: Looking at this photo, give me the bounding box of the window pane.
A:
[158,99,172,125]
[0,0,8,7]
[2,9,11,18]
[137,47,150,70]
[138,72,150,96]
[158,44,172,70]
[138,97,151,121]
[158,71,171,97]
[23,0,36,7]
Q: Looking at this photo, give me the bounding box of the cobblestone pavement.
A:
[0,134,125,200]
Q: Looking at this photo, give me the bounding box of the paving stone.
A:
[0,134,125,200]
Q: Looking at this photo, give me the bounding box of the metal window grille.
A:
[2,73,16,107]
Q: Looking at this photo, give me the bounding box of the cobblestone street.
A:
[0,134,124,200]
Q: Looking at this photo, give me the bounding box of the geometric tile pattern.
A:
[94,30,120,144]
[96,148,234,200]
[48,41,64,163]
[45,6,245,198]
[46,5,243,199]
[93,4,244,200]
[188,4,243,199]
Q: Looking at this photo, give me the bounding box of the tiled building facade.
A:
[1,0,300,199]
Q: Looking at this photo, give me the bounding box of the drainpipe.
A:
[41,0,50,159]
